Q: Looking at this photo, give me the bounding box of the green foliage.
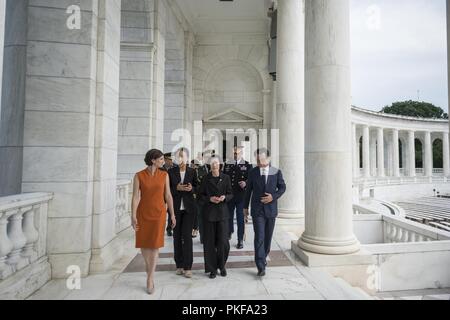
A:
[381,100,448,119]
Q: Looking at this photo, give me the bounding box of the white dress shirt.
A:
[180,170,186,210]
[260,166,269,185]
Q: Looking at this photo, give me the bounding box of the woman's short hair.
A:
[209,155,221,165]
[145,149,164,166]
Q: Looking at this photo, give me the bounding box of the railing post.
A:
[6,209,28,271]
[21,206,39,264]
[0,211,13,280]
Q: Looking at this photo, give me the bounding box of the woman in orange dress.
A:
[131,149,176,294]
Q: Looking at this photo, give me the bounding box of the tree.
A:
[381,100,448,119]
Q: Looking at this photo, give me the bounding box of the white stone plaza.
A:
[1,0,450,300]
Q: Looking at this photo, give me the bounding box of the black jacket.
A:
[198,172,233,222]
[168,166,198,214]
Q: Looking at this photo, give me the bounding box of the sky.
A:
[350,0,448,112]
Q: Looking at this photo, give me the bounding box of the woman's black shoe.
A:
[209,272,217,279]
[220,269,227,277]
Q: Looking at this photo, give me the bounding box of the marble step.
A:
[332,278,372,300]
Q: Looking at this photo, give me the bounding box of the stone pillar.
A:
[424,131,432,177]
[21,2,100,278]
[408,130,416,177]
[448,0,450,165]
[276,0,304,219]
[298,0,360,255]
[118,0,156,180]
[370,131,377,176]
[363,125,370,178]
[392,129,400,177]
[377,128,385,177]
[443,131,450,176]
[271,81,277,130]
[0,0,27,196]
[352,123,359,178]
[90,0,122,273]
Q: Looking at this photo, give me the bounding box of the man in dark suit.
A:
[243,148,286,277]
[163,152,177,236]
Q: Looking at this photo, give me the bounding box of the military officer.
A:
[223,146,252,249]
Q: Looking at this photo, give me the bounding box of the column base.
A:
[277,208,304,220]
[297,234,361,255]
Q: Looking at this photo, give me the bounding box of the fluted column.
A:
[408,131,416,177]
[448,0,450,168]
[443,131,450,176]
[363,125,370,178]
[377,128,385,177]
[424,131,432,177]
[298,0,360,255]
[392,129,400,177]
[276,0,305,219]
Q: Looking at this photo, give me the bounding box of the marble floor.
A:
[28,224,335,300]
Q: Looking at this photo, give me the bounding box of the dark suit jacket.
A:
[243,166,286,218]
[168,166,198,214]
[198,172,233,222]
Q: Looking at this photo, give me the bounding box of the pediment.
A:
[204,108,263,123]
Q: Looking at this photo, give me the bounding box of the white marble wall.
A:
[118,0,156,180]
[90,0,122,273]
[0,0,27,196]
[193,34,272,155]
[163,2,186,153]
[152,0,166,151]
[21,1,99,278]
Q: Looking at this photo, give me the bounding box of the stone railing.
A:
[433,168,444,175]
[383,215,450,243]
[354,175,447,188]
[0,193,52,280]
[115,180,132,234]
[353,203,450,244]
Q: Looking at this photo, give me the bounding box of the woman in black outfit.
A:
[198,156,233,279]
[168,148,197,278]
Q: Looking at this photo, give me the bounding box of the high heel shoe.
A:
[147,283,155,295]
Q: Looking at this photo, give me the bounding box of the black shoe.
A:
[236,241,243,250]
[257,270,266,277]
[220,269,227,277]
[209,272,217,279]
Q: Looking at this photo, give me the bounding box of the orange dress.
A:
[135,168,168,249]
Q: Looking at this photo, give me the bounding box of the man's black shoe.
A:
[209,272,217,279]
[257,270,266,277]
[237,241,244,249]
[220,269,227,277]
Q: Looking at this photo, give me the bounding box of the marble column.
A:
[90,0,122,273]
[352,124,359,178]
[447,0,450,164]
[118,0,156,180]
[408,131,416,177]
[271,81,277,130]
[276,0,305,219]
[424,131,432,177]
[363,125,371,178]
[377,128,385,177]
[392,129,400,177]
[0,0,27,196]
[21,2,99,278]
[298,0,360,255]
[443,131,450,176]
[370,132,377,176]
